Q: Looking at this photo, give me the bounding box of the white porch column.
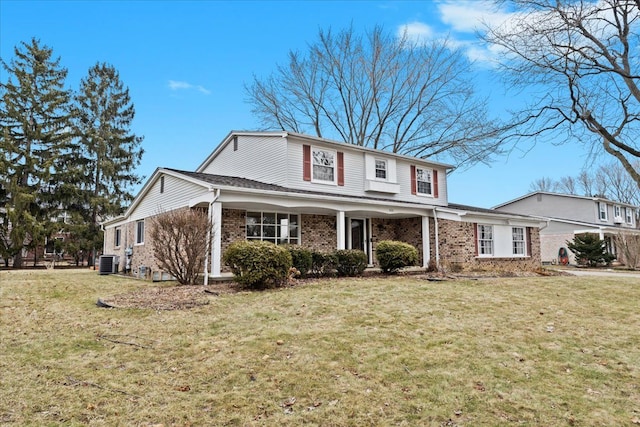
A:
[422,215,430,268]
[336,211,346,250]
[211,201,223,277]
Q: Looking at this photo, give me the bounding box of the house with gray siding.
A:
[103,131,544,279]
[494,192,640,266]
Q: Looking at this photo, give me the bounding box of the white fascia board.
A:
[216,186,433,216]
[436,206,545,227]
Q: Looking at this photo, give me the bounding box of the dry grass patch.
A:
[1,269,639,426]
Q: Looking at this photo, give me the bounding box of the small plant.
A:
[566,233,615,267]
[287,246,313,277]
[151,209,214,285]
[223,240,292,289]
[375,240,419,273]
[335,249,367,277]
[310,251,337,277]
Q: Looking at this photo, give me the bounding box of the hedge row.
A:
[223,240,419,289]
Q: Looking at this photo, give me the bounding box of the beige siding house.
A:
[494,192,640,266]
[103,131,544,279]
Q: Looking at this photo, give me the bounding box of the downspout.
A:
[203,188,219,286]
[432,207,440,270]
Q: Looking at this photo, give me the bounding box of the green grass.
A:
[1,269,639,426]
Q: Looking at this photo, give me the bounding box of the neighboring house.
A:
[102,131,544,279]
[494,191,640,266]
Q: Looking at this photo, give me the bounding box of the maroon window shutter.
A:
[473,223,479,256]
[337,152,344,186]
[526,227,532,256]
[303,145,311,181]
[433,169,439,198]
[410,165,416,195]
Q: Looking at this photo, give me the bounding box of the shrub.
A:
[566,233,615,267]
[150,209,214,285]
[375,240,419,274]
[287,246,313,277]
[310,251,337,278]
[222,241,292,289]
[335,249,367,277]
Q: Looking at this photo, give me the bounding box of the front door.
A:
[346,218,371,265]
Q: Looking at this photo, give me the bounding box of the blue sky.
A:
[1,0,589,208]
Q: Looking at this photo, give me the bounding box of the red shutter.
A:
[303,145,311,181]
[337,152,344,186]
[473,223,479,256]
[410,165,416,195]
[433,169,439,198]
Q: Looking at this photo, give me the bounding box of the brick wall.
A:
[437,219,541,272]
[371,217,423,265]
[301,214,337,252]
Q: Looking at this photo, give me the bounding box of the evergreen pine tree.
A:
[0,38,74,267]
[566,233,615,267]
[72,62,144,262]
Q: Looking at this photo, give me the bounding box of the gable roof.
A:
[195,130,455,173]
[493,191,639,210]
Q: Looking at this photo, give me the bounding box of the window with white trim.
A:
[312,148,335,183]
[614,205,621,218]
[375,159,387,180]
[598,202,607,221]
[246,211,300,245]
[512,227,525,255]
[416,168,432,196]
[477,225,493,255]
[115,228,121,247]
[135,220,145,245]
[626,207,634,224]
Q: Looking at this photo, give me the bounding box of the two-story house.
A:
[494,192,640,266]
[102,131,544,279]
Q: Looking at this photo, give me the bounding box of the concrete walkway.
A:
[557,267,640,279]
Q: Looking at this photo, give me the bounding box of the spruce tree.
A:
[72,62,144,262]
[566,233,615,267]
[0,39,74,267]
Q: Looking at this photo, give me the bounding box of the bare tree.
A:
[485,0,640,185]
[150,209,214,285]
[247,25,504,168]
[557,175,578,194]
[529,176,558,192]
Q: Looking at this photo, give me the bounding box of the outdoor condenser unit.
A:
[99,255,120,275]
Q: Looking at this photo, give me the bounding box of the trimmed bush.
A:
[287,246,313,277]
[376,240,419,273]
[335,249,367,277]
[310,251,337,278]
[222,240,292,289]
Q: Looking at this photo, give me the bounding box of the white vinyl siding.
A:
[199,135,288,186]
[129,173,206,221]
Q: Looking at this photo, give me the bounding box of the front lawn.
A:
[1,269,639,426]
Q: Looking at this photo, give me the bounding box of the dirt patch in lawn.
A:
[98,281,241,310]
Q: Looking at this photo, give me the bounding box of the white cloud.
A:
[437,0,511,33]
[397,21,435,44]
[168,80,211,95]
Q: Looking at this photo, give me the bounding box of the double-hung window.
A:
[598,202,607,221]
[416,168,432,196]
[375,159,387,180]
[512,227,525,255]
[626,207,634,224]
[115,228,121,248]
[312,149,335,183]
[477,225,493,255]
[246,211,300,245]
[135,220,145,245]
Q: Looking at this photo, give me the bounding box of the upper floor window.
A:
[115,228,121,247]
[246,211,299,245]
[614,205,621,219]
[160,176,165,193]
[626,207,634,224]
[512,227,525,255]
[135,220,145,245]
[477,225,493,255]
[375,159,387,180]
[598,202,607,221]
[416,168,432,196]
[312,148,335,183]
